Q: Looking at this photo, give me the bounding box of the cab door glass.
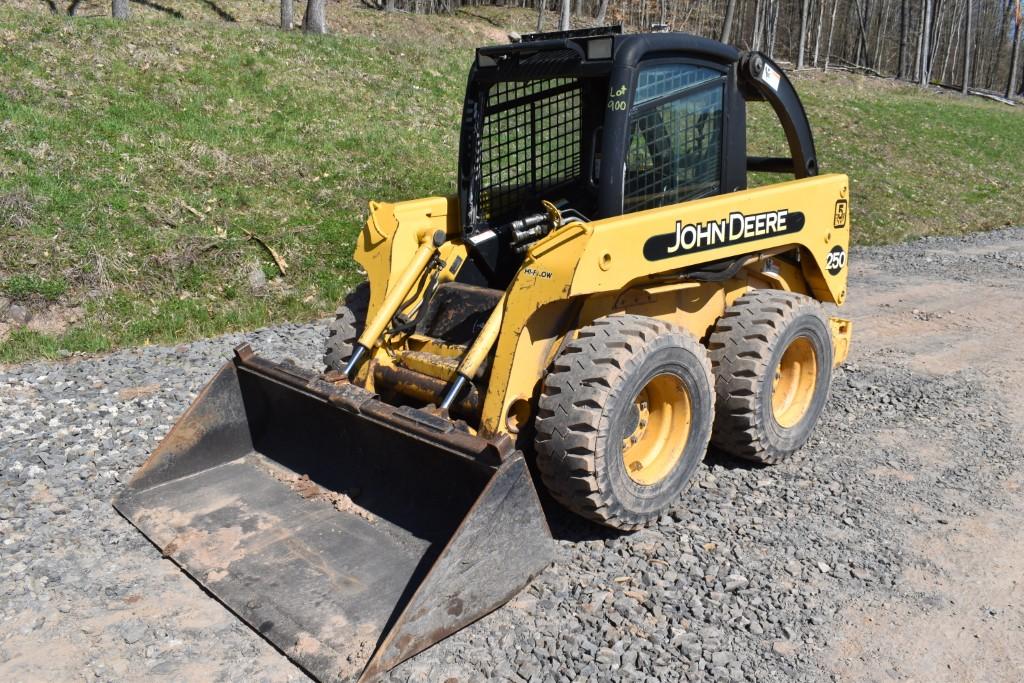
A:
[624,64,725,213]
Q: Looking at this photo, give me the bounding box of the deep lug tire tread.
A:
[324,282,370,372]
[534,314,714,531]
[708,289,833,465]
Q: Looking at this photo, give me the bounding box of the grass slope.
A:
[1,6,1022,363]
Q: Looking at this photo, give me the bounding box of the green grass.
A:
[1,5,1022,363]
[2,274,67,300]
[748,72,1024,244]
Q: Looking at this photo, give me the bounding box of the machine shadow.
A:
[525,445,767,544]
[702,446,768,472]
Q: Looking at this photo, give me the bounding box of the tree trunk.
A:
[898,0,909,78]
[721,0,737,43]
[798,0,810,68]
[303,0,326,34]
[813,0,826,67]
[873,0,893,73]
[559,0,571,30]
[112,0,129,19]
[941,0,962,84]
[280,0,293,30]
[919,0,933,85]
[537,0,546,32]
[961,0,973,94]
[1009,20,1022,99]
[824,0,839,70]
[852,0,872,69]
[752,0,764,51]
[595,0,610,25]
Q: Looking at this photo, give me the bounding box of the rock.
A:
[7,303,31,325]
[724,575,748,592]
[247,262,267,293]
[121,623,147,645]
[595,647,619,667]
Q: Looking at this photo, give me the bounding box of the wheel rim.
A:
[622,373,692,486]
[771,335,818,428]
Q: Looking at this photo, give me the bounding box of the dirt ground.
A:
[823,234,1024,682]
[1,228,1022,683]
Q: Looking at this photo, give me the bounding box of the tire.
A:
[708,289,833,465]
[534,314,714,530]
[324,282,370,372]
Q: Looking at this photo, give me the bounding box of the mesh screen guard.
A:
[477,78,584,224]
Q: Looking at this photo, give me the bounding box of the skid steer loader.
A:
[115,27,852,683]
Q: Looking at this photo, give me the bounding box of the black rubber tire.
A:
[324,282,370,372]
[708,289,833,465]
[534,314,714,531]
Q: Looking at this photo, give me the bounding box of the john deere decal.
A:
[643,210,805,261]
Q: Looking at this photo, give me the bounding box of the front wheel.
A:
[324,282,370,372]
[534,314,714,530]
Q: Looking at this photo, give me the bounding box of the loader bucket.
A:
[113,345,554,683]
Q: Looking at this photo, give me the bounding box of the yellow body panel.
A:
[352,174,851,438]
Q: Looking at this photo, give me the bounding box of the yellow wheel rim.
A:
[771,336,818,428]
[622,374,692,486]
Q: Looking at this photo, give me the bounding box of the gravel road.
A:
[2,228,1023,682]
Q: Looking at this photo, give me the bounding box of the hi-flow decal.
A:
[642,209,805,261]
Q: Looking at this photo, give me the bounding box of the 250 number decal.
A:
[825,246,847,276]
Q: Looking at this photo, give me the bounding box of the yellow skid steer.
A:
[115,27,852,683]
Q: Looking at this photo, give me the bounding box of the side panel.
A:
[574,173,850,304]
[479,174,850,436]
[578,279,747,343]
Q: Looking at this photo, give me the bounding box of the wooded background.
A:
[43,0,1024,99]
[367,0,1024,98]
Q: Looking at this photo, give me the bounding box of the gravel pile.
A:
[2,228,1022,682]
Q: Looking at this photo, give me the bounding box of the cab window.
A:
[624,63,725,213]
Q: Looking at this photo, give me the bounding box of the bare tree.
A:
[304,0,327,34]
[112,0,129,18]
[961,0,973,93]
[537,0,546,31]
[898,0,910,78]
[1009,17,1023,99]
[560,0,571,30]
[721,0,738,42]
[919,0,933,85]
[797,0,810,68]
[813,0,827,66]
[596,0,611,25]
[280,0,293,30]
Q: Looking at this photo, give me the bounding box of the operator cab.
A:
[456,27,818,287]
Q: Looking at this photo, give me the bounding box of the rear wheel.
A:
[708,289,833,464]
[534,315,714,530]
[324,282,370,372]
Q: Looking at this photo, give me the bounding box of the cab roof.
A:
[473,27,741,79]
